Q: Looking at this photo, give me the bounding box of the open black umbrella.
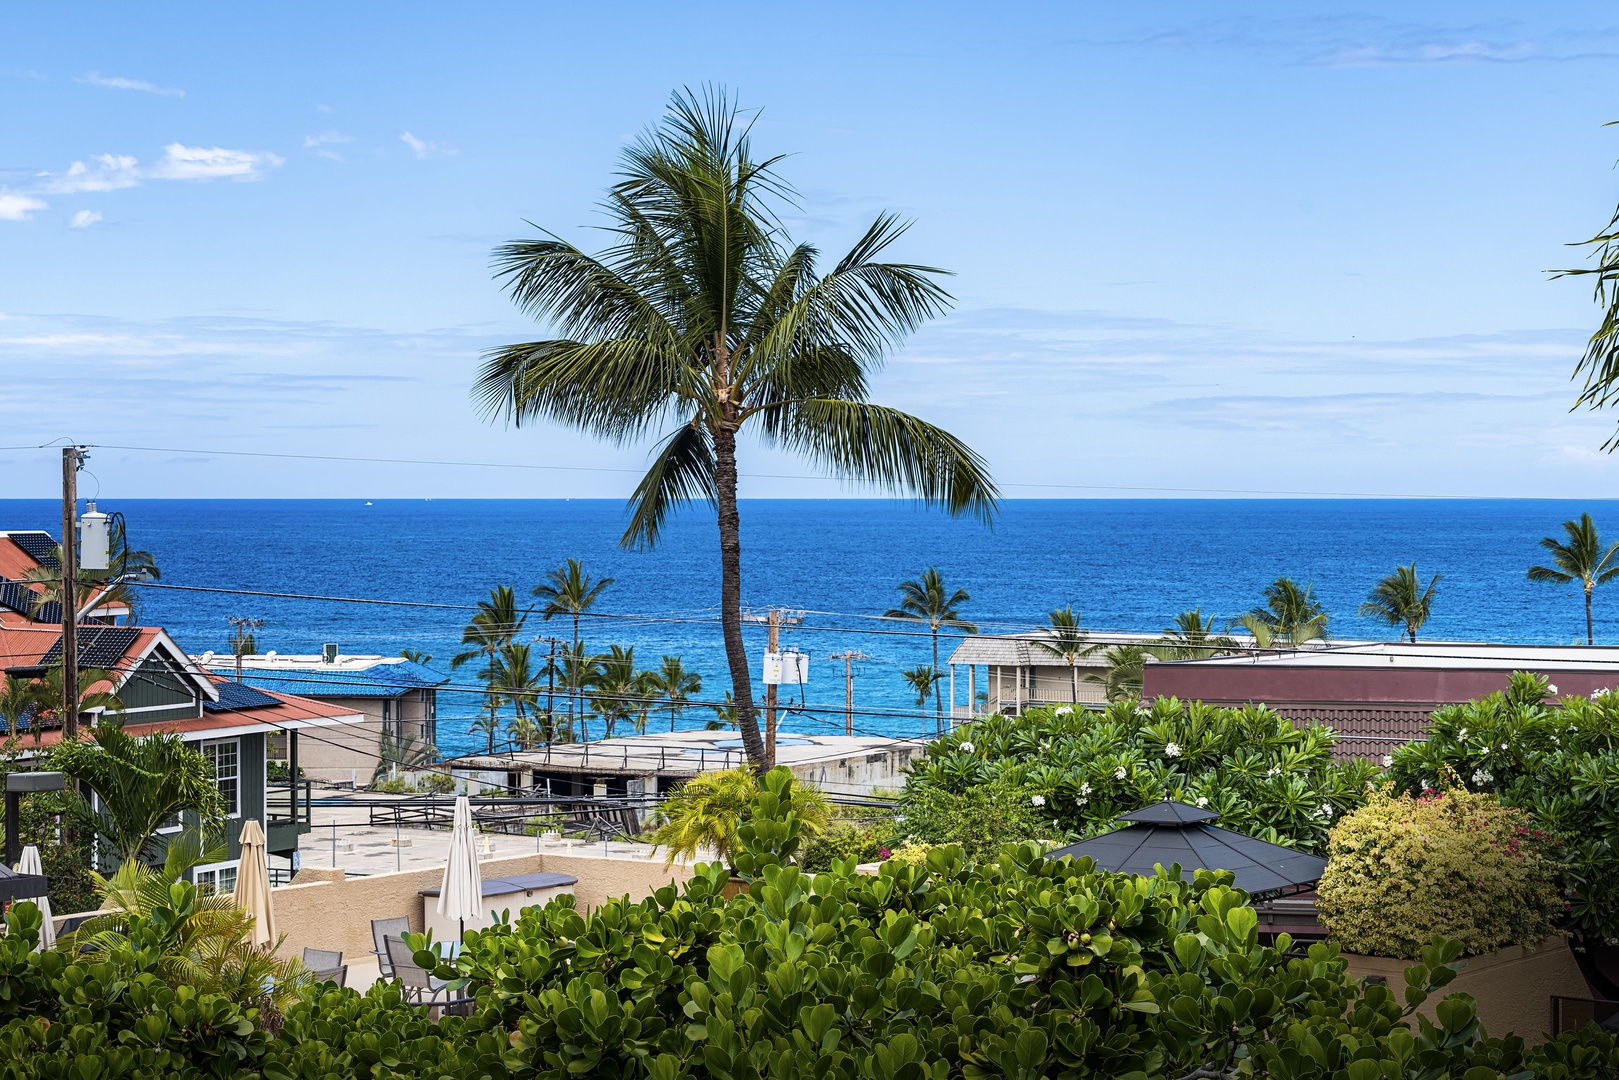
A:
[0,864,49,904]
[1047,799,1327,895]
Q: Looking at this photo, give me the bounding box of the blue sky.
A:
[4,2,1619,499]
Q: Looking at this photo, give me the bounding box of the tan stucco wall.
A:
[1344,937,1590,1044]
[271,851,697,962]
[266,693,433,785]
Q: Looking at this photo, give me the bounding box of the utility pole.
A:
[60,447,84,741]
[829,650,870,736]
[746,607,802,769]
[227,616,264,681]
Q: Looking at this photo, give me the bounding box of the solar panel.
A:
[5,532,60,569]
[205,681,283,711]
[0,578,60,623]
[38,625,143,669]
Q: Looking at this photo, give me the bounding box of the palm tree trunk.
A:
[1071,665,1078,703]
[1587,586,1595,646]
[714,425,766,771]
[931,629,942,736]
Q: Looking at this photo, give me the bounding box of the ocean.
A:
[0,497,1613,755]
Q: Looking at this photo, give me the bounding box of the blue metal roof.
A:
[211,659,448,699]
[205,681,284,712]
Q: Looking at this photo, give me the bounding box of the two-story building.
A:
[193,649,447,785]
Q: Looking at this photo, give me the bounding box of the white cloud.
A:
[38,154,141,194]
[0,194,47,221]
[303,130,352,149]
[146,143,284,181]
[69,210,102,229]
[79,71,185,96]
[400,131,457,159]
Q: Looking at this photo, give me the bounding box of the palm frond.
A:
[620,422,718,550]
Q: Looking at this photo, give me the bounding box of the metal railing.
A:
[366,792,663,841]
[266,778,312,828]
[1551,995,1619,1035]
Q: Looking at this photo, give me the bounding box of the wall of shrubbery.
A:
[2,768,1618,1078]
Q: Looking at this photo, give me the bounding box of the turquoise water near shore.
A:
[0,498,1613,754]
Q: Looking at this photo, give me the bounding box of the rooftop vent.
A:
[322,643,339,665]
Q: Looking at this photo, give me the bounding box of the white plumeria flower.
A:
[959,741,974,753]
[1499,743,1508,751]
[1380,755,1394,768]
[1079,782,1091,796]
[1031,794,1046,807]
[1054,706,1074,716]
[1077,797,1089,807]
[1594,688,1610,698]
[1548,684,1558,695]
[1458,727,1468,740]
[1114,766,1128,780]
[1267,765,1281,778]
[1195,796,1209,808]
[1164,742,1182,758]
[1472,768,1493,786]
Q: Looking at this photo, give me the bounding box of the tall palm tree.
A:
[883,568,976,734]
[1034,606,1094,703]
[557,642,604,742]
[486,641,546,749]
[1360,564,1442,643]
[1154,608,1240,660]
[645,655,703,732]
[474,89,997,771]
[590,645,644,740]
[1237,577,1329,648]
[533,559,614,736]
[450,586,530,671]
[1528,513,1619,645]
[901,665,941,709]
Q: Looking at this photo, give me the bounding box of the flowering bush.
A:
[905,698,1377,854]
[1386,671,1619,942]
[895,779,1071,862]
[796,818,890,873]
[1316,786,1564,959]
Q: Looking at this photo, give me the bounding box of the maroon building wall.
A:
[1143,663,1612,759]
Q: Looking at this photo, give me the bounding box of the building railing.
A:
[1551,995,1619,1035]
[266,778,312,829]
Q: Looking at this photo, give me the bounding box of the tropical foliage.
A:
[1360,563,1442,643]
[1384,671,1619,942]
[1034,605,1093,702]
[1527,513,1619,644]
[1237,576,1329,647]
[1316,786,1563,959]
[900,664,941,709]
[65,835,309,1017]
[52,718,226,868]
[475,88,997,769]
[533,558,614,735]
[1084,644,1148,703]
[905,698,1378,854]
[884,568,975,732]
[1153,607,1240,659]
[645,766,828,871]
[1555,158,1619,451]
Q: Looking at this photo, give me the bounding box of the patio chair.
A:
[384,935,453,1007]
[371,917,411,977]
[302,947,345,984]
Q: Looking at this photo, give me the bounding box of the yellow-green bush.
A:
[1316,786,1563,959]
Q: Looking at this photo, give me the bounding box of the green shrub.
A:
[796,818,890,872]
[646,767,829,870]
[905,698,1377,854]
[897,778,1069,861]
[1317,785,1565,959]
[1386,671,1619,942]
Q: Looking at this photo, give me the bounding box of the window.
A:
[202,738,239,817]
[194,862,238,896]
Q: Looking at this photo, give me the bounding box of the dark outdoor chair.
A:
[384,935,455,1008]
[371,917,411,977]
[303,947,345,984]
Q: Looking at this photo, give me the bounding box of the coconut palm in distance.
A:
[1360,564,1442,643]
[884,568,976,734]
[1085,645,1147,703]
[450,586,529,671]
[901,665,942,709]
[646,655,703,732]
[486,641,547,749]
[1236,577,1329,648]
[1035,606,1094,703]
[1527,513,1619,645]
[474,89,997,771]
[1155,608,1241,660]
[533,559,615,738]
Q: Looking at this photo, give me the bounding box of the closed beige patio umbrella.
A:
[232,819,276,947]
